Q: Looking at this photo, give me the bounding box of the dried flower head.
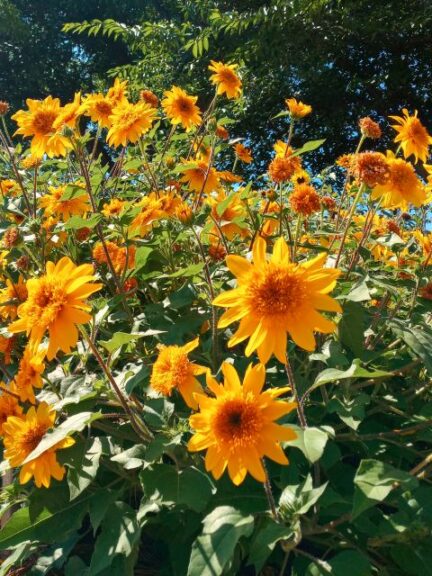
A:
[359,117,382,139]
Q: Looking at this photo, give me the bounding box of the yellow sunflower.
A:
[150,337,208,409]
[2,402,74,488]
[208,61,242,99]
[285,98,312,119]
[8,257,102,360]
[80,93,115,128]
[0,388,22,435]
[213,236,341,363]
[53,92,82,130]
[39,185,90,220]
[10,342,46,404]
[389,109,432,163]
[180,158,220,195]
[162,86,202,131]
[188,362,296,485]
[107,100,157,147]
[12,96,72,158]
[370,152,426,209]
[234,143,253,164]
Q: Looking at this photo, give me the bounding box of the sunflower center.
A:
[213,397,263,448]
[21,424,46,454]
[390,162,414,190]
[219,69,237,86]
[151,349,191,395]
[247,264,307,316]
[26,278,68,327]
[407,119,428,144]
[33,111,57,135]
[96,101,112,116]
[176,97,193,114]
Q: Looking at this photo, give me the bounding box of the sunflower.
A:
[389,109,432,163]
[92,241,136,274]
[102,198,126,218]
[370,152,426,209]
[268,156,301,183]
[0,334,15,364]
[150,337,207,409]
[80,93,115,128]
[8,257,102,360]
[208,190,248,240]
[162,86,202,131]
[285,98,312,119]
[213,236,341,363]
[107,100,157,147]
[0,179,20,196]
[290,183,321,217]
[106,78,129,107]
[2,402,74,488]
[234,143,253,164]
[10,342,46,404]
[39,185,90,220]
[188,362,296,485]
[208,61,242,99]
[0,276,28,321]
[11,96,72,158]
[53,92,82,130]
[0,389,22,435]
[180,158,220,195]
[129,196,164,236]
[273,141,299,159]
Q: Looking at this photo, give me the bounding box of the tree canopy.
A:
[2,0,432,164]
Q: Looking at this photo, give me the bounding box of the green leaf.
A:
[64,214,102,230]
[187,506,254,576]
[23,412,101,464]
[134,246,153,272]
[338,301,365,356]
[310,359,391,392]
[140,464,215,512]
[158,262,204,279]
[306,550,372,576]
[111,444,147,470]
[345,279,371,302]
[291,139,326,157]
[247,518,294,572]
[280,475,328,517]
[285,426,333,463]
[0,498,88,550]
[99,332,142,353]
[353,459,418,517]
[89,502,141,575]
[60,185,88,201]
[66,437,103,500]
[392,323,432,374]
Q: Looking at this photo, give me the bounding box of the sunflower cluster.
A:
[1,57,432,576]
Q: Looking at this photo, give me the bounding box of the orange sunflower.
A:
[234,143,253,164]
[370,152,426,209]
[39,185,90,220]
[10,342,46,404]
[285,98,312,119]
[208,61,242,99]
[107,100,157,147]
[188,362,297,485]
[8,257,102,359]
[12,96,72,158]
[389,109,432,163]
[2,402,74,488]
[150,338,208,409]
[0,389,22,435]
[162,86,202,131]
[213,236,341,363]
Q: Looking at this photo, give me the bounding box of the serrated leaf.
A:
[285,425,333,463]
[309,359,391,392]
[353,459,418,518]
[187,506,254,576]
[66,437,103,500]
[64,214,102,230]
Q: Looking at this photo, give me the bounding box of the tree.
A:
[63,0,432,167]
